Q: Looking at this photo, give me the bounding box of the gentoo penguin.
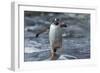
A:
[49,18,67,60]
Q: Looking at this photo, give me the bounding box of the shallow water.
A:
[24,31,90,62]
[24,13,90,62]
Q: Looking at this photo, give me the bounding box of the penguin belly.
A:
[49,24,62,49]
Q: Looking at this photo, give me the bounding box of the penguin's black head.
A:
[53,18,67,27]
[53,18,60,25]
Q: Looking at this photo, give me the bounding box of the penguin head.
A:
[53,18,60,25]
[53,18,67,27]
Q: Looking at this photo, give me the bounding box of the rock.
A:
[58,54,77,60]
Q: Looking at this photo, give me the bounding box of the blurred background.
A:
[24,11,90,61]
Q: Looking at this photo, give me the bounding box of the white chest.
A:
[49,24,63,44]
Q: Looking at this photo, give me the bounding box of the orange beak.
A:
[60,22,67,27]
